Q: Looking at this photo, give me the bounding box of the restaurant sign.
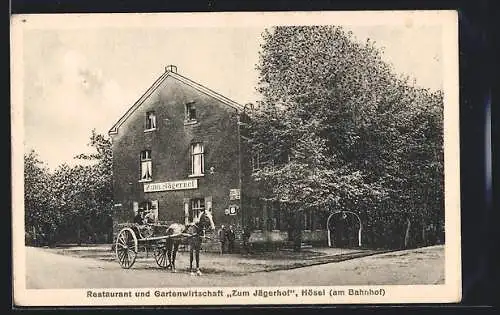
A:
[144,179,198,193]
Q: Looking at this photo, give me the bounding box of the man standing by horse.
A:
[164,209,215,276]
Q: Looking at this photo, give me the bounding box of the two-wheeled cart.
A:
[114,223,194,269]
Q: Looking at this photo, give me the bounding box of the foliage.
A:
[24,130,113,246]
[24,150,61,245]
[248,26,444,248]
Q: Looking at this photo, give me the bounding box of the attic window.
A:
[145,111,157,131]
[185,102,197,123]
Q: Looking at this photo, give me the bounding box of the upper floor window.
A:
[185,102,197,122]
[140,150,152,181]
[145,111,157,131]
[190,143,204,176]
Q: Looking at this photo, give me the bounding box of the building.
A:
[109,65,332,251]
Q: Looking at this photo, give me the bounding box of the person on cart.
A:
[134,209,145,224]
[144,210,156,224]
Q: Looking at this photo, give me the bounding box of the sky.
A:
[19,15,444,170]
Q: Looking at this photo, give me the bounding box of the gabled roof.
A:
[108,69,244,135]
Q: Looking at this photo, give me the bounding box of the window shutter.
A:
[202,144,206,174]
[151,200,159,222]
[133,202,139,215]
[188,146,193,176]
[183,198,190,225]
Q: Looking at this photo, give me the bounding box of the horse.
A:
[164,210,215,275]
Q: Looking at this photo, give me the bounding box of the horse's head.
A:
[196,210,215,232]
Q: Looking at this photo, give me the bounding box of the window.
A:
[137,200,158,224]
[190,143,204,176]
[145,111,157,130]
[140,150,152,181]
[185,102,196,122]
[189,198,205,223]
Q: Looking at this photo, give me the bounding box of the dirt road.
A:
[25,245,444,289]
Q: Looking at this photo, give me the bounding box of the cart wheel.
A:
[154,243,169,269]
[115,227,138,269]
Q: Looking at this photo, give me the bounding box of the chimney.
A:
[165,65,177,73]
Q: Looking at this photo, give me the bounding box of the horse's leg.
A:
[171,242,179,273]
[166,241,172,270]
[195,249,202,275]
[189,246,195,275]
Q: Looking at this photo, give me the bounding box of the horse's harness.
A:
[186,222,205,239]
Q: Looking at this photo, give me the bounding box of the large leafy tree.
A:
[24,150,61,245]
[24,130,113,245]
[249,26,444,249]
[55,129,113,244]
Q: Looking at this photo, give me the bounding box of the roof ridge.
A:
[108,70,244,135]
[108,71,169,134]
[169,72,244,111]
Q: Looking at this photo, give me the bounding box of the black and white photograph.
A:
[11,11,461,306]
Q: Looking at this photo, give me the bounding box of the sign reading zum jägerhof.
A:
[144,179,198,193]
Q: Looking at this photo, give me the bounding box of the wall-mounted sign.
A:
[144,179,198,193]
[229,188,241,200]
[229,205,238,215]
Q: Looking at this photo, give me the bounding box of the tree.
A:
[249,26,444,249]
[24,150,60,245]
[55,129,113,244]
[24,130,114,246]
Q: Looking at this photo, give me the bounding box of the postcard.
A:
[11,10,460,306]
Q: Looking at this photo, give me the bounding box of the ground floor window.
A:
[135,200,158,223]
[139,201,153,212]
[189,198,205,222]
[183,196,212,225]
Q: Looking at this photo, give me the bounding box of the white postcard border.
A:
[11,10,461,306]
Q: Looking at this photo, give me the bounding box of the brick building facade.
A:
[109,65,330,251]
